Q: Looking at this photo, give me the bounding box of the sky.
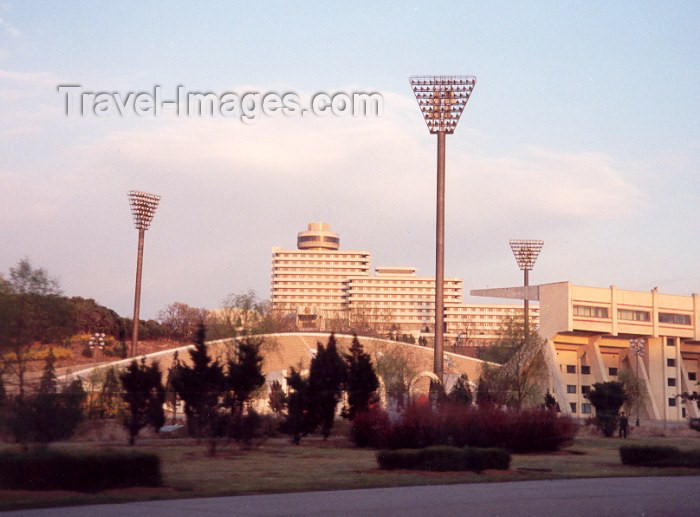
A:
[1,1,699,319]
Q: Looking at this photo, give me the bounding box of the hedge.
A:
[354,404,578,453]
[620,446,700,469]
[0,449,162,491]
[377,446,510,472]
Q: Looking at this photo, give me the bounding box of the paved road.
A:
[5,477,700,516]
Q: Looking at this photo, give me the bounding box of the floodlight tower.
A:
[509,240,544,341]
[410,75,476,383]
[128,190,161,357]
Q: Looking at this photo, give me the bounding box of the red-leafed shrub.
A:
[350,407,391,448]
[354,403,578,453]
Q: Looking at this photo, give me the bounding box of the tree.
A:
[283,367,315,444]
[170,323,225,448]
[478,318,547,410]
[374,343,420,410]
[618,369,644,421]
[224,337,266,444]
[342,335,379,420]
[476,376,498,408]
[9,258,62,296]
[97,367,121,419]
[308,334,346,439]
[268,380,286,417]
[5,351,86,445]
[448,373,473,406]
[164,351,181,424]
[157,302,207,341]
[119,358,165,445]
[585,381,627,437]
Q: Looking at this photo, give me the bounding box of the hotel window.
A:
[609,367,618,376]
[570,403,577,413]
[581,403,592,414]
[668,378,676,387]
[617,309,650,322]
[581,365,591,375]
[659,313,691,325]
[689,372,697,381]
[566,365,576,374]
[668,397,677,407]
[667,358,676,367]
[573,305,609,318]
[581,385,591,395]
[567,385,577,394]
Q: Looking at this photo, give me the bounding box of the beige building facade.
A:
[473,282,700,422]
[272,223,538,345]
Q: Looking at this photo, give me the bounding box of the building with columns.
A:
[472,282,700,422]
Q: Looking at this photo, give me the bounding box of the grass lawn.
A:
[1,433,699,511]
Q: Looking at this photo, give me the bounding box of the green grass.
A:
[1,434,699,511]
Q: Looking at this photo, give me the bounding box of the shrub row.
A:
[0,449,162,491]
[620,446,700,469]
[377,445,510,472]
[352,403,578,453]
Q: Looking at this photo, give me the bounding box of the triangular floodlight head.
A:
[409,75,476,134]
[509,240,544,271]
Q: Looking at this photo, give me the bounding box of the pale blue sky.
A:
[1,1,699,318]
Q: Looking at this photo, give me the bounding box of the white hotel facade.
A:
[271,223,537,345]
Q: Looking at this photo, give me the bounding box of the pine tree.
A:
[97,367,121,418]
[224,337,266,444]
[268,380,286,416]
[38,348,58,395]
[448,373,473,406]
[343,334,379,420]
[170,322,225,443]
[586,381,627,437]
[308,334,347,439]
[119,358,165,445]
[283,367,315,444]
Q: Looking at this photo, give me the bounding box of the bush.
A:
[377,446,510,472]
[350,407,391,448]
[0,449,161,491]
[361,403,578,453]
[620,446,700,468]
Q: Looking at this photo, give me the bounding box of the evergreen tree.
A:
[119,358,165,445]
[224,337,266,443]
[342,334,379,420]
[308,334,346,439]
[164,351,180,424]
[283,367,315,444]
[448,373,473,406]
[38,348,58,394]
[97,367,121,419]
[476,376,496,408]
[585,381,627,437]
[225,338,265,417]
[170,323,225,442]
[268,380,286,417]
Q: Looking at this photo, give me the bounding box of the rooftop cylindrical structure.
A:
[297,222,340,250]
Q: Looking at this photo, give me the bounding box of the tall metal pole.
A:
[523,267,529,341]
[434,130,446,381]
[636,352,640,427]
[127,190,161,358]
[131,228,145,357]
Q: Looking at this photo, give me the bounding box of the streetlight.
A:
[127,190,161,357]
[88,332,106,359]
[410,75,476,384]
[630,337,645,427]
[509,240,544,341]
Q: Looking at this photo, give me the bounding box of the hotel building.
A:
[473,282,700,422]
[272,223,538,345]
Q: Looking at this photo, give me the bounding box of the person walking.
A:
[619,411,629,438]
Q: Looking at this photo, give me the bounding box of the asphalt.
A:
[5,476,700,517]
